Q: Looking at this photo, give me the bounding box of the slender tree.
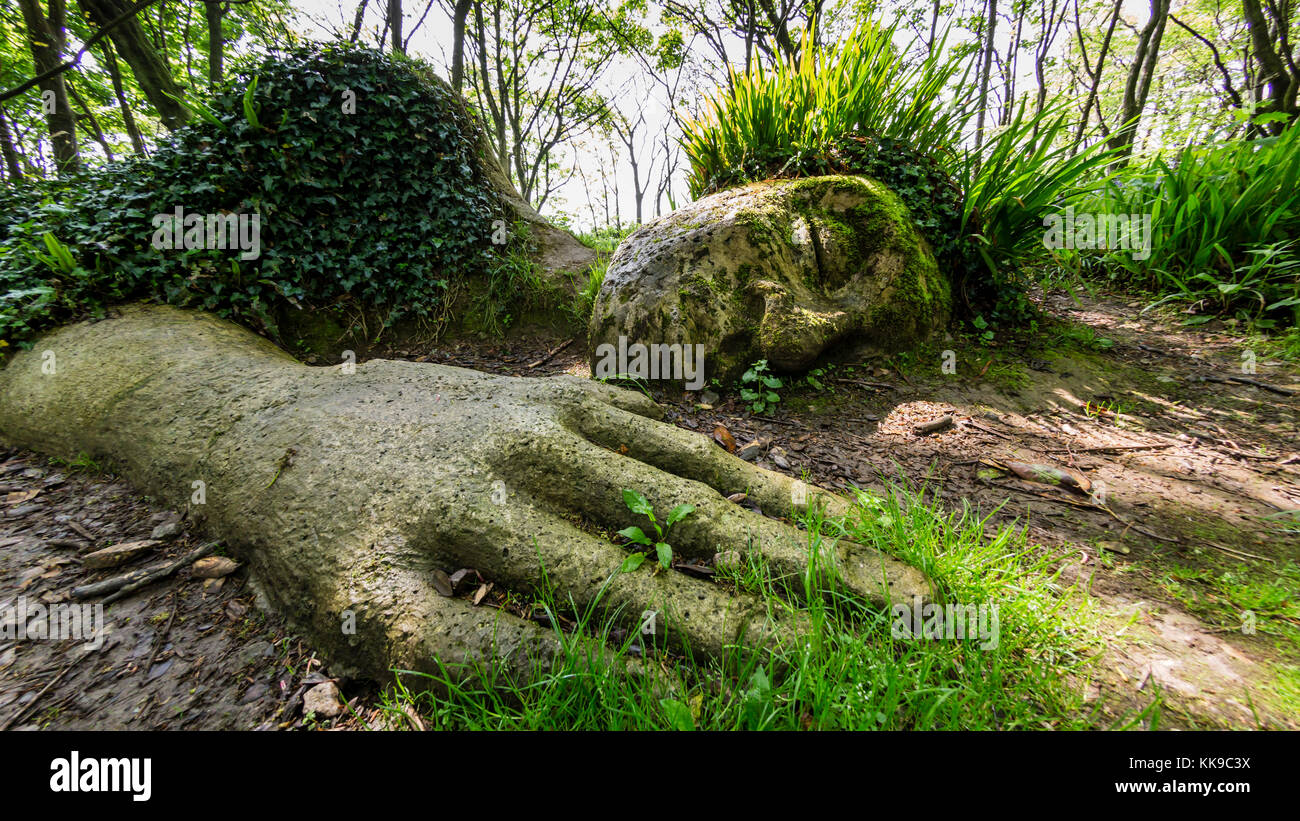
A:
[1070,0,1123,151]
[451,0,473,93]
[77,0,191,130]
[18,0,81,174]
[388,0,403,53]
[205,0,224,87]
[1108,0,1171,161]
[0,107,26,181]
[973,0,997,155]
[98,38,146,155]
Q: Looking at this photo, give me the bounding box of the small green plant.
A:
[477,221,547,336]
[740,359,783,413]
[48,451,102,473]
[617,489,694,572]
[570,255,607,323]
[31,233,88,278]
[1052,322,1113,351]
[242,74,263,130]
[1082,398,1131,419]
[576,224,635,253]
[803,366,829,391]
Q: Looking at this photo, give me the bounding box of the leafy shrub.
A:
[1075,122,1300,324]
[0,44,508,348]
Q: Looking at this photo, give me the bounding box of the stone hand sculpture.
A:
[0,305,929,684]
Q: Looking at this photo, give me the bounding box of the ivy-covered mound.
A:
[0,45,526,348]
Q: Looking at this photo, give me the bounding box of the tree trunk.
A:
[18,0,80,175]
[387,0,403,53]
[66,78,115,161]
[78,0,191,131]
[348,0,368,43]
[1108,0,1171,161]
[973,0,998,156]
[1002,10,1024,126]
[205,0,224,88]
[99,38,146,156]
[0,106,25,180]
[451,0,473,94]
[1243,0,1299,134]
[1071,0,1123,152]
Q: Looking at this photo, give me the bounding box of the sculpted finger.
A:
[507,434,929,609]
[548,373,667,420]
[414,493,796,661]
[563,400,847,518]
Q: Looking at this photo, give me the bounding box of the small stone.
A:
[769,446,791,469]
[700,390,720,406]
[192,556,239,578]
[303,681,343,719]
[713,550,742,572]
[151,520,183,540]
[736,437,769,462]
[239,640,273,668]
[240,683,269,704]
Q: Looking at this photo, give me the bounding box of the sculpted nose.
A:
[751,281,851,372]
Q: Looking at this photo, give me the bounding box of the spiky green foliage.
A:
[957,99,1118,318]
[1075,124,1300,324]
[681,20,971,199]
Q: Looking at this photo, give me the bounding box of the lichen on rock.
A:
[590,175,951,383]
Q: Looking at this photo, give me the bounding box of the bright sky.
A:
[288,0,681,230]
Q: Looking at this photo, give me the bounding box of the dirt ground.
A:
[3,287,1297,729]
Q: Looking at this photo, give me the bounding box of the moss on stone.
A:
[590,174,954,381]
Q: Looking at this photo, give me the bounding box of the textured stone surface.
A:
[0,305,929,684]
[590,176,951,382]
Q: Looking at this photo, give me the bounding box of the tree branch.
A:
[0,0,163,104]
